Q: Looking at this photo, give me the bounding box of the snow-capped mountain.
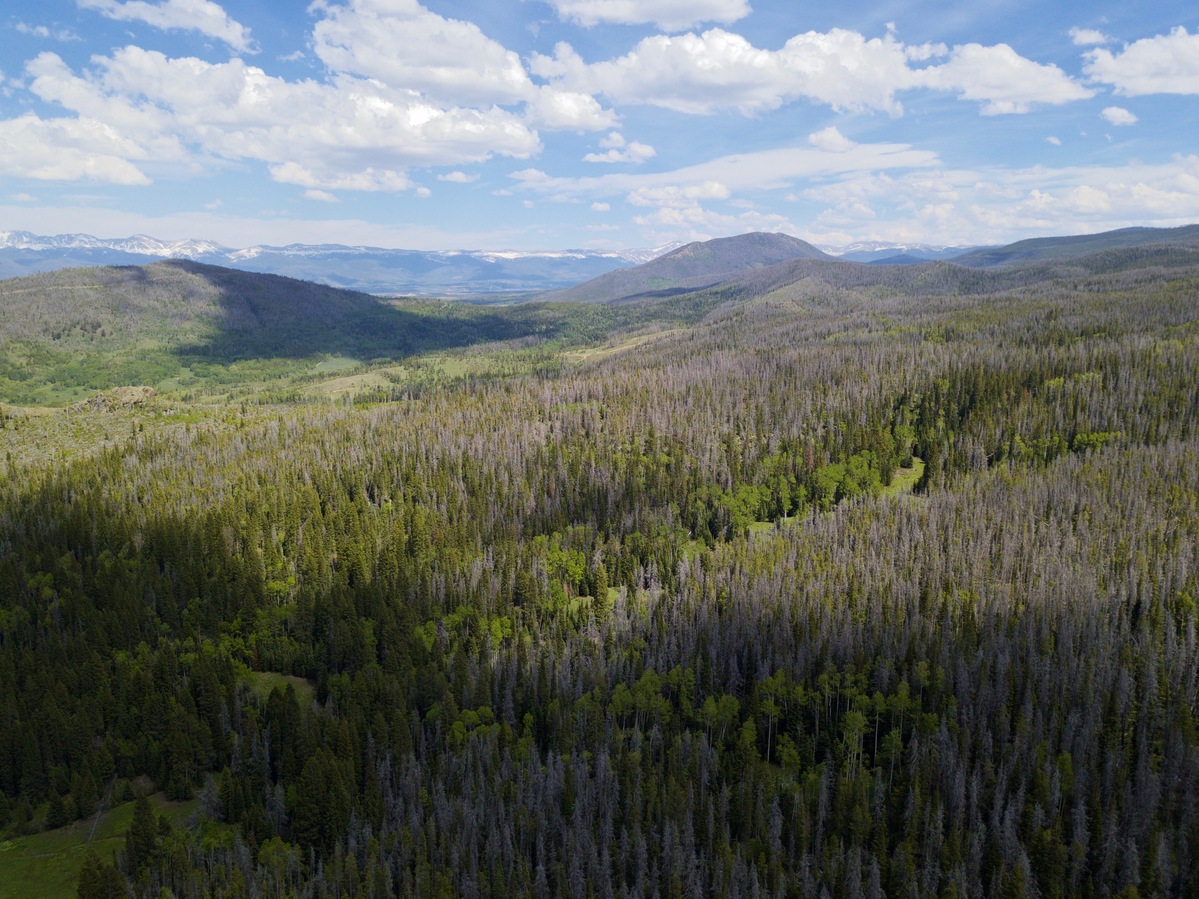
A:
[0,231,678,295]
[0,231,226,258]
[0,229,980,291]
[818,241,980,263]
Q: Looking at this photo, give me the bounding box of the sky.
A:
[1,1,1197,252]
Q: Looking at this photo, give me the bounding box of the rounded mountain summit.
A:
[539,232,829,305]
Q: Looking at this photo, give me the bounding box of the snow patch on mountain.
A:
[0,231,682,294]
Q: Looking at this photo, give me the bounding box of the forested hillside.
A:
[1,243,1197,898]
[0,260,623,406]
[538,232,829,304]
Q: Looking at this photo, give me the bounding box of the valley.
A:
[1,227,1198,898]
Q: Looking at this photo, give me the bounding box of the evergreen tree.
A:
[122,795,157,876]
[77,849,129,899]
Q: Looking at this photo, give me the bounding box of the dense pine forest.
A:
[1,237,1198,898]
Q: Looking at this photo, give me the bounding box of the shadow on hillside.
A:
[164,260,546,363]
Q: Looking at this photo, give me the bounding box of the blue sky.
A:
[1,0,1197,251]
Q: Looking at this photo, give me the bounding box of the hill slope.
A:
[538,232,829,304]
[952,224,1199,267]
[0,261,583,404]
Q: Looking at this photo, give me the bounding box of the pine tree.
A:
[123,795,157,876]
[77,849,130,899]
[592,561,610,617]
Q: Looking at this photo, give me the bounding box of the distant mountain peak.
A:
[662,231,825,260]
[818,240,981,263]
[538,231,830,304]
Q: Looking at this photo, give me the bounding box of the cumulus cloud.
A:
[308,1,619,130]
[510,168,551,184]
[532,28,1091,117]
[438,171,478,183]
[531,28,920,115]
[548,0,750,31]
[18,46,541,192]
[591,201,610,211]
[808,126,856,153]
[1102,106,1138,126]
[1084,27,1199,96]
[916,43,1094,113]
[310,0,533,107]
[525,87,617,131]
[584,132,656,164]
[77,0,256,53]
[0,113,152,183]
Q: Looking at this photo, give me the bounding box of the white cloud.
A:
[77,0,256,53]
[808,126,856,153]
[438,171,478,183]
[513,139,940,204]
[510,168,551,184]
[630,204,797,242]
[18,46,541,192]
[304,189,339,202]
[917,43,1094,114]
[1084,27,1199,96]
[1047,135,1062,145]
[1069,27,1110,46]
[548,0,750,31]
[273,162,412,192]
[628,181,730,207]
[15,22,80,41]
[800,156,1199,246]
[308,1,619,131]
[591,201,610,211]
[513,139,941,240]
[584,132,656,163]
[310,0,533,107]
[25,52,186,159]
[533,29,1091,117]
[525,86,617,131]
[0,113,152,184]
[1060,184,1112,213]
[1102,106,1138,126]
[531,28,920,115]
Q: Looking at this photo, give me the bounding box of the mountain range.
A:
[0,229,976,296]
[3,222,1199,408]
[0,231,675,297]
[4,225,1198,300]
[536,224,1199,305]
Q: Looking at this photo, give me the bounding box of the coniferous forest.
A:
[1,238,1198,898]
